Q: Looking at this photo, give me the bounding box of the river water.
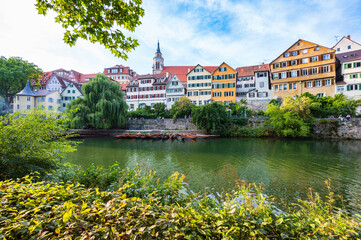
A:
[66,137,361,214]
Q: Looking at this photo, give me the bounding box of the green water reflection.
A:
[66,137,361,214]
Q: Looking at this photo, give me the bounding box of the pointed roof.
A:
[17,81,35,96]
[161,66,194,82]
[186,64,218,76]
[332,35,361,49]
[156,41,161,53]
[236,64,270,77]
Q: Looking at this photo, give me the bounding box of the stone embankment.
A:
[314,118,361,139]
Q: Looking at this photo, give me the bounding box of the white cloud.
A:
[0,0,360,75]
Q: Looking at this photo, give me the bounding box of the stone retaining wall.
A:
[313,118,361,139]
[126,118,197,131]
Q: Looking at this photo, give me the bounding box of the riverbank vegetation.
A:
[1,165,360,239]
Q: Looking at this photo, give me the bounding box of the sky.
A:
[1,0,361,75]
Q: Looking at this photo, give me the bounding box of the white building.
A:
[333,35,361,54]
[235,64,271,102]
[126,73,169,110]
[166,74,186,109]
[60,82,83,111]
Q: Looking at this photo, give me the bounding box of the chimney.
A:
[347,35,351,40]
[188,68,190,73]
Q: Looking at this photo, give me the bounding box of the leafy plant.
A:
[192,102,229,134]
[169,97,193,119]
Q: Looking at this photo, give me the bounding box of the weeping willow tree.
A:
[67,74,128,129]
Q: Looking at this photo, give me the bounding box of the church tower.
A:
[152,41,164,74]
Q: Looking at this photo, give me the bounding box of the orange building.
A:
[211,62,237,104]
[270,39,336,98]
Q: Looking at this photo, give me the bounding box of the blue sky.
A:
[1,0,361,75]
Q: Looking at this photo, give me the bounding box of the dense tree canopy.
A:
[169,97,193,119]
[0,110,76,180]
[35,0,145,59]
[67,74,128,129]
[192,102,229,134]
[0,56,42,106]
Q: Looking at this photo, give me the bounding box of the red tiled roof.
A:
[236,64,270,77]
[119,83,128,91]
[79,73,97,83]
[103,64,136,77]
[161,66,194,82]
[134,73,167,80]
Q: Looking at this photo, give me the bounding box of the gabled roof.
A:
[332,35,361,49]
[336,49,361,63]
[236,64,270,77]
[61,82,83,95]
[79,73,97,83]
[103,64,136,76]
[35,90,58,97]
[161,66,194,82]
[167,74,186,88]
[270,39,335,64]
[17,81,35,96]
[212,62,236,74]
[134,72,167,80]
[186,64,218,76]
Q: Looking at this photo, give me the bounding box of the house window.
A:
[354,62,361,68]
[348,45,351,49]
[291,70,298,77]
[27,105,31,110]
[293,83,297,89]
[350,74,358,79]
[323,66,329,73]
[63,103,66,107]
[281,72,287,79]
[315,47,319,51]
[48,106,53,110]
[337,86,345,92]
[302,49,308,54]
[337,48,340,52]
[302,58,309,64]
[316,93,324,97]
[284,53,290,57]
[289,83,292,90]
[281,62,287,67]
[325,79,331,86]
[219,67,227,72]
[307,81,313,88]
[274,63,280,69]
[273,73,279,79]
[17,105,19,110]
[344,63,352,69]
[72,90,75,93]
[279,85,283,90]
[26,97,31,101]
[315,80,321,87]
[311,56,318,62]
[312,68,318,74]
[188,92,192,96]
[291,60,297,66]
[259,82,264,88]
[17,96,19,101]
[283,84,287,90]
[292,51,298,56]
[274,85,278,91]
[57,99,60,104]
[48,98,53,103]
[323,54,330,60]
[302,69,308,76]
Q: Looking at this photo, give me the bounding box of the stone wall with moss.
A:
[313,118,361,139]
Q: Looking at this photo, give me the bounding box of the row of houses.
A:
[14,35,361,113]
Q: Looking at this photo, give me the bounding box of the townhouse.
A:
[270,39,336,98]
[103,65,136,84]
[166,74,186,109]
[211,62,237,104]
[126,73,170,110]
[60,82,83,111]
[186,64,217,106]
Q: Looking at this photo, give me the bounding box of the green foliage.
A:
[0,56,42,106]
[192,102,229,134]
[266,96,314,137]
[169,97,193,119]
[128,104,170,119]
[301,93,359,117]
[1,171,360,239]
[67,74,128,129]
[35,0,145,59]
[0,110,77,180]
[152,102,167,117]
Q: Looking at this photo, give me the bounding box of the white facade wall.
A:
[166,75,186,109]
[236,75,255,102]
[60,83,83,111]
[45,75,64,91]
[336,60,361,99]
[333,37,361,54]
[186,66,212,106]
[236,71,271,102]
[126,77,167,110]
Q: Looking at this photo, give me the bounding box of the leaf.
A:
[63,209,73,223]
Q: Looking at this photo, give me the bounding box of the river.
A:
[66,137,361,214]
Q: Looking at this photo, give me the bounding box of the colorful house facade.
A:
[270,39,337,98]
[103,65,136,84]
[211,63,237,104]
[60,82,83,111]
[186,64,217,106]
[166,74,186,109]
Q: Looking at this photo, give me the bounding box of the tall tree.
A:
[35,0,145,59]
[67,74,128,129]
[0,56,42,107]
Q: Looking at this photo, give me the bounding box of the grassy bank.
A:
[0,165,360,239]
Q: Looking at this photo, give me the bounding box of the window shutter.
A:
[304,82,307,87]
[319,67,323,73]
[354,62,357,68]
[344,64,347,69]
[278,73,281,79]
[313,81,316,87]
[350,74,353,79]
[322,80,325,86]
[331,79,335,85]
[308,69,312,75]
[330,65,333,72]
[297,70,300,76]
[330,53,333,59]
[347,85,350,91]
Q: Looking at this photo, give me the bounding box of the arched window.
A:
[48,98,53,103]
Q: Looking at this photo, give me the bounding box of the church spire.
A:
[156,40,161,53]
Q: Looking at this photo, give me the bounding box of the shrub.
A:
[0,110,77,180]
[169,97,193,119]
[0,171,360,239]
[192,102,229,134]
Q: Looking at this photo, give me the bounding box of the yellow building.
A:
[270,39,336,98]
[211,62,237,104]
[186,64,217,106]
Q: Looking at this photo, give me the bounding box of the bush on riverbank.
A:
[1,166,360,239]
